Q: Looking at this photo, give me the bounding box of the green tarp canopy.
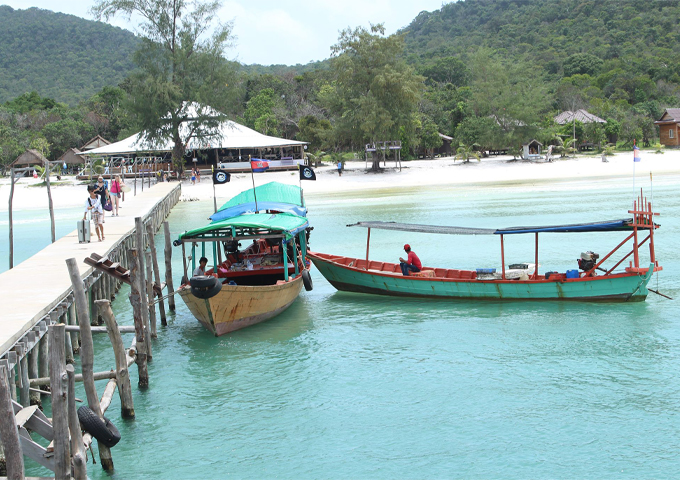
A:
[210,181,306,222]
[178,212,309,242]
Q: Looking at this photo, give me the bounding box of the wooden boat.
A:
[308,193,662,302]
[175,182,313,335]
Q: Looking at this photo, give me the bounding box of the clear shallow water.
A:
[25,175,680,479]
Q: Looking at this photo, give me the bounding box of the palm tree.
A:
[454,144,481,163]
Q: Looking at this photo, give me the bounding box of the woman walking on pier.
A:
[84,185,105,241]
[95,176,110,223]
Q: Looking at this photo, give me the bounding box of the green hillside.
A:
[0,5,139,104]
[403,0,680,85]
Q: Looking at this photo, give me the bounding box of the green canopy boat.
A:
[175,185,313,336]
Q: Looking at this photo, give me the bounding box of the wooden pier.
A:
[0,181,181,476]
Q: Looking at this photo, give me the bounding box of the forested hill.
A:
[0,5,139,104]
[402,0,680,82]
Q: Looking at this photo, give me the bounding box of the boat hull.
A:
[179,276,304,335]
[308,252,653,302]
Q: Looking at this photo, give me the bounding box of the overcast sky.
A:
[3,0,448,65]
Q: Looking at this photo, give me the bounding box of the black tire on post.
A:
[191,280,222,299]
[302,269,313,291]
[189,275,217,289]
[77,406,121,448]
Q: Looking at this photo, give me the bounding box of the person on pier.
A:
[84,185,105,241]
[193,257,209,277]
[399,244,422,276]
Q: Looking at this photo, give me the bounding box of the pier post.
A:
[96,300,135,418]
[66,364,87,480]
[0,365,24,478]
[48,324,70,479]
[68,298,80,354]
[164,221,176,312]
[7,353,16,402]
[147,223,167,325]
[145,251,158,338]
[135,218,152,358]
[60,307,74,365]
[17,344,29,407]
[28,335,40,407]
[128,249,149,388]
[38,323,48,400]
[66,258,114,470]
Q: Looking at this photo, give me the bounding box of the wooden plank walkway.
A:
[0,182,181,356]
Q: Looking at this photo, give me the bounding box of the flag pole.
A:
[299,165,304,206]
[633,139,636,195]
[249,155,259,213]
[650,171,654,209]
[212,164,217,214]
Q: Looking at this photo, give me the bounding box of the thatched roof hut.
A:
[554,109,605,124]
[80,135,111,151]
[58,148,86,165]
[11,149,48,167]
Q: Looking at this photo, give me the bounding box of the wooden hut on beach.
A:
[11,149,48,168]
[654,108,680,147]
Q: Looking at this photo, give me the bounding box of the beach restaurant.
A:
[81,120,308,174]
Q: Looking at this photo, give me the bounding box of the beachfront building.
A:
[11,149,48,170]
[58,148,86,173]
[554,109,607,148]
[82,119,308,174]
[654,109,680,147]
[80,135,111,151]
[522,139,543,160]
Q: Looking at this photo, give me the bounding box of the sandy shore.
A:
[2,151,679,211]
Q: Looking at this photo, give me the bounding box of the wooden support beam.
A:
[30,369,116,387]
[145,251,157,339]
[147,223,167,325]
[65,258,113,470]
[127,249,149,388]
[48,324,70,479]
[66,365,87,480]
[95,300,135,418]
[0,365,24,478]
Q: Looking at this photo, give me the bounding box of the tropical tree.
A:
[328,24,424,170]
[454,144,481,163]
[91,0,237,172]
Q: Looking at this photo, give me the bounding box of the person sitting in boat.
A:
[399,244,422,276]
[193,257,208,277]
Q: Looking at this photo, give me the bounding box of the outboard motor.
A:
[578,251,600,271]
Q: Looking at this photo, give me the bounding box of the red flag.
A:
[250,159,269,172]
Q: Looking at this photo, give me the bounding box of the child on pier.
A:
[84,185,105,241]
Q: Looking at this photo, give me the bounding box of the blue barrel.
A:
[566,269,579,279]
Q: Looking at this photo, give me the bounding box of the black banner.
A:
[213,170,231,184]
[299,165,316,181]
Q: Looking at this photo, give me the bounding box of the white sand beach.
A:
[2,151,680,211]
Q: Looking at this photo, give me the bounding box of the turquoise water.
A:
[0,206,83,272]
[26,176,680,478]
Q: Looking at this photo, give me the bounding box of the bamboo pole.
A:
[0,365,24,478]
[127,249,149,388]
[8,167,15,270]
[145,251,158,338]
[48,324,70,479]
[95,299,135,418]
[65,258,113,470]
[66,365,87,480]
[44,159,56,244]
[164,221,176,311]
[64,325,136,334]
[147,223,167,325]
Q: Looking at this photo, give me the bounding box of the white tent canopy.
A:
[83,120,306,156]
